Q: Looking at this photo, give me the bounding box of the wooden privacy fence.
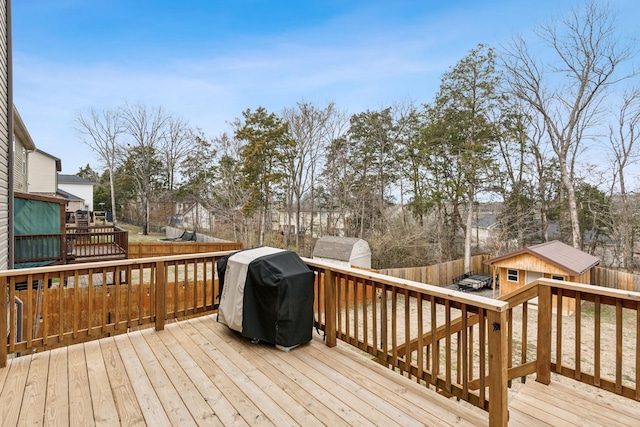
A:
[379,254,492,286]
[591,266,640,292]
[127,241,242,258]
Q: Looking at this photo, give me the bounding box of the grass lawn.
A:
[118,223,165,242]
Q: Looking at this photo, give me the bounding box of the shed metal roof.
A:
[484,240,600,276]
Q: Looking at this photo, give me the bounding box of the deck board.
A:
[5,313,638,426]
[68,342,95,426]
[45,347,69,426]
[509,380,640,427]
[98,338,145,426]
[1,355,31,426]
[18,350,49,426]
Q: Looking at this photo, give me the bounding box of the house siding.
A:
[58,183,93,211]
[0,0,10,270]
[12,135,26,192]
[27,151,58,195]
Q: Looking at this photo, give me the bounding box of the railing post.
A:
[487,308,508,426]
[155,261,166,331]
[536,283,552,385]
[324,269,337,347]
[0,276,6,368]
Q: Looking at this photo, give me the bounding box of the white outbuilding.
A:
[312,236,371,269]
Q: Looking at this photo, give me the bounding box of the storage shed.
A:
[312,236,371,269]
[484,240,600,313]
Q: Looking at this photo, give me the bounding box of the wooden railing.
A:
[66,225,129,261]
[127,241,242,258]
[14,234,67,265]
[2,253,639,427]
[14,225,129,266]
[502,279,640,401]
[1,251,233,366]
[305,260,510,425]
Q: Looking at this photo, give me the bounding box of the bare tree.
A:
[502,1,636,249]
[161,115,191,192]
[282,101,338,247]
[609,89,640,269]
[120,103,169,235]
[75,107,123,224]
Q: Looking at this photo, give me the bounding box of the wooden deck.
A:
[0,314,488,426]
[1,314,639,426]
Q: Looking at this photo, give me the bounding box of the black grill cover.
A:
[217,247,314,348]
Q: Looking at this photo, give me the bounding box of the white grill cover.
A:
[217,246,284,332]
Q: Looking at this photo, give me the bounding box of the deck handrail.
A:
[2,253,639,426]
[503,278,640,401]
[14,225,129,265]
[303,258,510,425]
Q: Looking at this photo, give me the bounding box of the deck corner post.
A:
[0,276,6,368]
[487,308,508,426]
[155,261,166,331]
[324,269,337,348]
[536,283,552,385]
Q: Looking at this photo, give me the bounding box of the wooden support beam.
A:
[536,284,552,385]
[155,261,166,331]
[0,276,6,367]
[324,270,337,347]
[487,309,508,426]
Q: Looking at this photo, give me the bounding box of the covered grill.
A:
[217,247,314,350]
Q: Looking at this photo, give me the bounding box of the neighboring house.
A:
[56,188,85,216]
[0,0,10,270]
[177,201,214,232]
[27,149,61,196]
[12,107,35,193]
[271,209,347,237]
[58,174,94,212]
[484,240,600,313]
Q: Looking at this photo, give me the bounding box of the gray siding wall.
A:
[0,1,10,270]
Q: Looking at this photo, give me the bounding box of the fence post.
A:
[324,269,337,347]
[155,261,166,331]
[536,283,552,384]
[487,308,508,426]
[0,276,6,368]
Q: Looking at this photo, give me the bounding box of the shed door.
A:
[526,271,543,284]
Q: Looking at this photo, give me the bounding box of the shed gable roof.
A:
[484,240,600,276]
[312,236,362,262]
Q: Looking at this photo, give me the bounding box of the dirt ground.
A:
[338,283,638,410]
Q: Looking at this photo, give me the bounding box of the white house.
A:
[27,149,61,197]
[57,174,94,212]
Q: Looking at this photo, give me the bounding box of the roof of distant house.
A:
[484,240,600,276]
[58,174,95,185]
[57,188,83,201]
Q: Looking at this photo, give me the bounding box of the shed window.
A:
[507,269,519,282]
[551,275,565,281]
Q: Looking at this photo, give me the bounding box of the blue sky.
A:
[11,0,640,174]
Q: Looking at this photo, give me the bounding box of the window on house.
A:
[507,269,519,282]
[551,275,565,281]
[22,148,27,174]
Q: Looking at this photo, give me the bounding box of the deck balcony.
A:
[1,252,640,425]
[14,225,128,267]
